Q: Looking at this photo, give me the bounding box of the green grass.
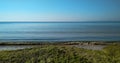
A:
[0,45,120,63]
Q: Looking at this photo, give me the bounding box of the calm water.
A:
[0,22,120,41]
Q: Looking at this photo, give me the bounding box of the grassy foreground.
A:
[0,44,120,63]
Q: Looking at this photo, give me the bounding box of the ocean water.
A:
[0,22,120,41]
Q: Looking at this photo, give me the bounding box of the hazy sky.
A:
[0,0,120,22]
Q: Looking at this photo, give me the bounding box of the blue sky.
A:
[0,0,120,22]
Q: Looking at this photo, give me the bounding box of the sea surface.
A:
[0,21,120,41]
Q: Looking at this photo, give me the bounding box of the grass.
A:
[0,44,120,63]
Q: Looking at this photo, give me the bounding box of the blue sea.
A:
[0,21,120,41]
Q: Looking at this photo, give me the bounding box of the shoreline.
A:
[0,41,119,45]
[0,41,119,51]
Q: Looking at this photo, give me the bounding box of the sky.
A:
[0,0,120,22]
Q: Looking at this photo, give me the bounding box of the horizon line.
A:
[0,21,120,23]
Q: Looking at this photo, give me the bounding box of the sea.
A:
[0,21,120,42]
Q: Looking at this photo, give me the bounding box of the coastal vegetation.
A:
[0,42,120,63]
